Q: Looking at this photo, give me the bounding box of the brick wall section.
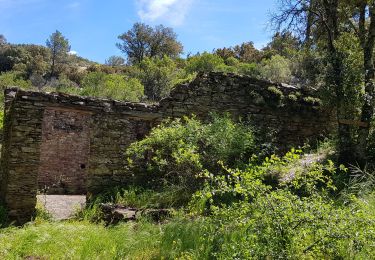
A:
[0,72,335,224]
[38,107,92,194]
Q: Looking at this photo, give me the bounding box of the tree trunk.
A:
[332,52,355,164]
[357,3,375,164]
[305,0,315,45]
[323,0,356,164]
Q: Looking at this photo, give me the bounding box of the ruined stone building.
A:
[0,72,334,223]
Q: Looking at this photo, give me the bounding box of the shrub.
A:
[235,62,260,77]
[80,72,144,101]
[137,56,186,101]
[185,52,225,73]
[287,93,298,101]
[162,151,375,259]
[0,71,31,91]
[33,202,53,223]
[260,54,292,83]
[126,115,255,191]
[303,96,322,106]
[267,86,284,99]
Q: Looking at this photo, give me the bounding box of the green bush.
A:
[235,62,260,77]
[0,71,31,107]
[80,72,144,101]
[126,115,256,191]
[260,54,292,83]
[185,52,225,73]
[33,202,53,223]
[160,151,375,259]
[137,56,187,101]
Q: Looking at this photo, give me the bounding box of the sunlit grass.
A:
[0,221,161,259]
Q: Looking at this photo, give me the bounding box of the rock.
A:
[99,203,173,225]
[99,203,137,225]
[138,208,173,222]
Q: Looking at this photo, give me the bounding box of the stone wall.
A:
[160,72,334,150]
[0,89,160,224]
[0,72,335,224]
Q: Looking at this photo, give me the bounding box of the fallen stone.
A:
[99,203,137,225]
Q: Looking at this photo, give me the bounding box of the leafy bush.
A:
[185,52,225,73]
[235,62,259,77]
[0,71,31,91]
[126,115,256,191]
[137,56,186,101]
[33,202,53,223]
[260,54,292,83]
[80,72,144,101]
[160,151,375,259]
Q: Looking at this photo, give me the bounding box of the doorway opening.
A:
[36,107,91,219]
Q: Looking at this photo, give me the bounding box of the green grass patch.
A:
[0,221,161,259]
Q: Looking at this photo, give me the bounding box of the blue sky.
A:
[0,0,278,63]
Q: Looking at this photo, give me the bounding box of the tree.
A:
[215,42,261,63]
[353,1,375,163]
[137,56,182,101]
[80,72,144,101]
[260,55,292,83]
[233,42,261,63]
[272,0,353,163]
[105,55,125,66]
[0,34,6,45]
[272,0,375,165]
[185,52,225,74]
[262,32,300,59]
[117,23,183,64]
[46,30,70,77]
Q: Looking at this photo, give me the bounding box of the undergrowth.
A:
[2,117,375,259]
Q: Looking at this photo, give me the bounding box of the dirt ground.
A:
[36,195,86,220]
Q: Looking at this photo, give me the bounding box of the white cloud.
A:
[69,50,78,55]
[136,0,193,26]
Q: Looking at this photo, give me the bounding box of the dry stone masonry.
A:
[0,72,335,224]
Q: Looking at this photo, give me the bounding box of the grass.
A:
[0,221,162,259]
[0,215,219,260]
[107,186,192,209]
[74,186,192,223]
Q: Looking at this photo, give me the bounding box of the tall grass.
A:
[0,221,161,259]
